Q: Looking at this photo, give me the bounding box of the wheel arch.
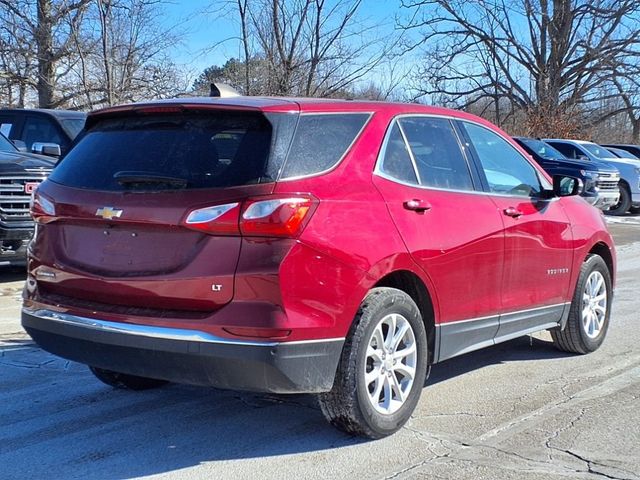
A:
[373,270,437,365]
[588,241,615,285]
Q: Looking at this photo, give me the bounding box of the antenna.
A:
[209,83,241,98]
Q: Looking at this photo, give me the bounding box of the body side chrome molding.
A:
[23,308,345,348]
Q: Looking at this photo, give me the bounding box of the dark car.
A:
[0,108,86,158]
[601,144,640,158]
[513,137,620,211]
[23,97,615,438]
[0,133,54,265]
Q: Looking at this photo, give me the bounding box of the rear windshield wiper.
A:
[114,171,188,189]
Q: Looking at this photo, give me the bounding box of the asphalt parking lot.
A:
[1,218,639,480]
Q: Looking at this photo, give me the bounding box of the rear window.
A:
[280,113,370,178]
[50,111,285,191]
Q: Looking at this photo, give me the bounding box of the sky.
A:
[160,0,402,85]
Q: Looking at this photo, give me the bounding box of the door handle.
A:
[403,199,431,212]
[503,207,523,218]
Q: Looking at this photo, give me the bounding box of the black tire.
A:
[606,183,631,216]
[318,287,428,438]
[89,366,169,390]
[551,254,612,354]
[629,206,640,215]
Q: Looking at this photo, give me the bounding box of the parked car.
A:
[23,97,616,438]
[604,146,640,160]
[0,133,54,266]
[513,137,620,211]
[601,143,640,158]
[544,139,640,215]
[0,108,86,158]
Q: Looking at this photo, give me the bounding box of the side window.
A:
[379,122,418,184]
[464,122,541,197]
[549,142,578,160]
[22,116,64,150]
[280,113,369,178]
[398,117,474,190]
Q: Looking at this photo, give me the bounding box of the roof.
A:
[88,95,495,128]
[0,108,86,119]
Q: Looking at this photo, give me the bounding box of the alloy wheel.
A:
[364,313,417,414]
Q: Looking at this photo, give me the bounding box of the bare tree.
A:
[400,0,640,136]
[206,0,397,97]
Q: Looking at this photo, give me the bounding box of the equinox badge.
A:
[96,206,123,220]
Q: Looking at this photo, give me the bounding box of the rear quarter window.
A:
[279,113,370,179]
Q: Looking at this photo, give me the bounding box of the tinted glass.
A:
[280,114,369,178]
[581,143,616,159]
[22,116,64,149]
[547,142,581,159]
[0,133,17,153]
[610,148,639,159]
[379,122,418,184]
[518,138,566,160]
[60,118,86,139]
[50,112,276,191]
[464,122,541,196]
[399,117,473,190]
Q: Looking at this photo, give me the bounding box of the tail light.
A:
[182,195,317,238]
[30,189,56,223]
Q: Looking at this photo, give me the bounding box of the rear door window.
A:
[280,113,370,178]
[398,117,474,191]
[50,112,279,191]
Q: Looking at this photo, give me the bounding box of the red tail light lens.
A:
[240,197,315,237]
[182,195,317,238]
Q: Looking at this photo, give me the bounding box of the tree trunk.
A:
[36,0,55,108]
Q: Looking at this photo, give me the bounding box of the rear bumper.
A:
[22,308,344,394]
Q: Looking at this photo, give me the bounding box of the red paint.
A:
[26,98,615,343]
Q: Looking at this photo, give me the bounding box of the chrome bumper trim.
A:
[22,307,344,348]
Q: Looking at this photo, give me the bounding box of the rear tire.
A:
[551,254,612,354]
[606,183,631,216]
[318,288,428,438]
[89,366,169,390]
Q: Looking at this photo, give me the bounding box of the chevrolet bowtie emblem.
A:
[96,206,123,220]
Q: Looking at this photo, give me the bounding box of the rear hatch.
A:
[31,105,298,314]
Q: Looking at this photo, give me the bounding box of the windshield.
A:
[611,148,639,160]
[581,143,616,159]
[60,118,86,139]
[519,138,566,160]
[0,133,17,153]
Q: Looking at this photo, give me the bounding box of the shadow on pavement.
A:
[0,333,577,479]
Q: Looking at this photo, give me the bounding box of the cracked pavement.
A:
[0,222,639,480]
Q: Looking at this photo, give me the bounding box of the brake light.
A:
[240,197,315,237]
[182,195,317,237]
[30,190,56,223]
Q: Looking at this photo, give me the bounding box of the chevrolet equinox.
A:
[23,97,616,438]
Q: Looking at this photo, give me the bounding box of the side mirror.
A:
[32,142,61,158]
[12,139,27,152]
[553,175,583,197]
[577,154,590,161]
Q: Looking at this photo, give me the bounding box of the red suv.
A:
[23,97,615,438]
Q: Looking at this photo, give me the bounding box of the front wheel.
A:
[551,254,612,354]
[606,183,631,216]
[318,288,429,438]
